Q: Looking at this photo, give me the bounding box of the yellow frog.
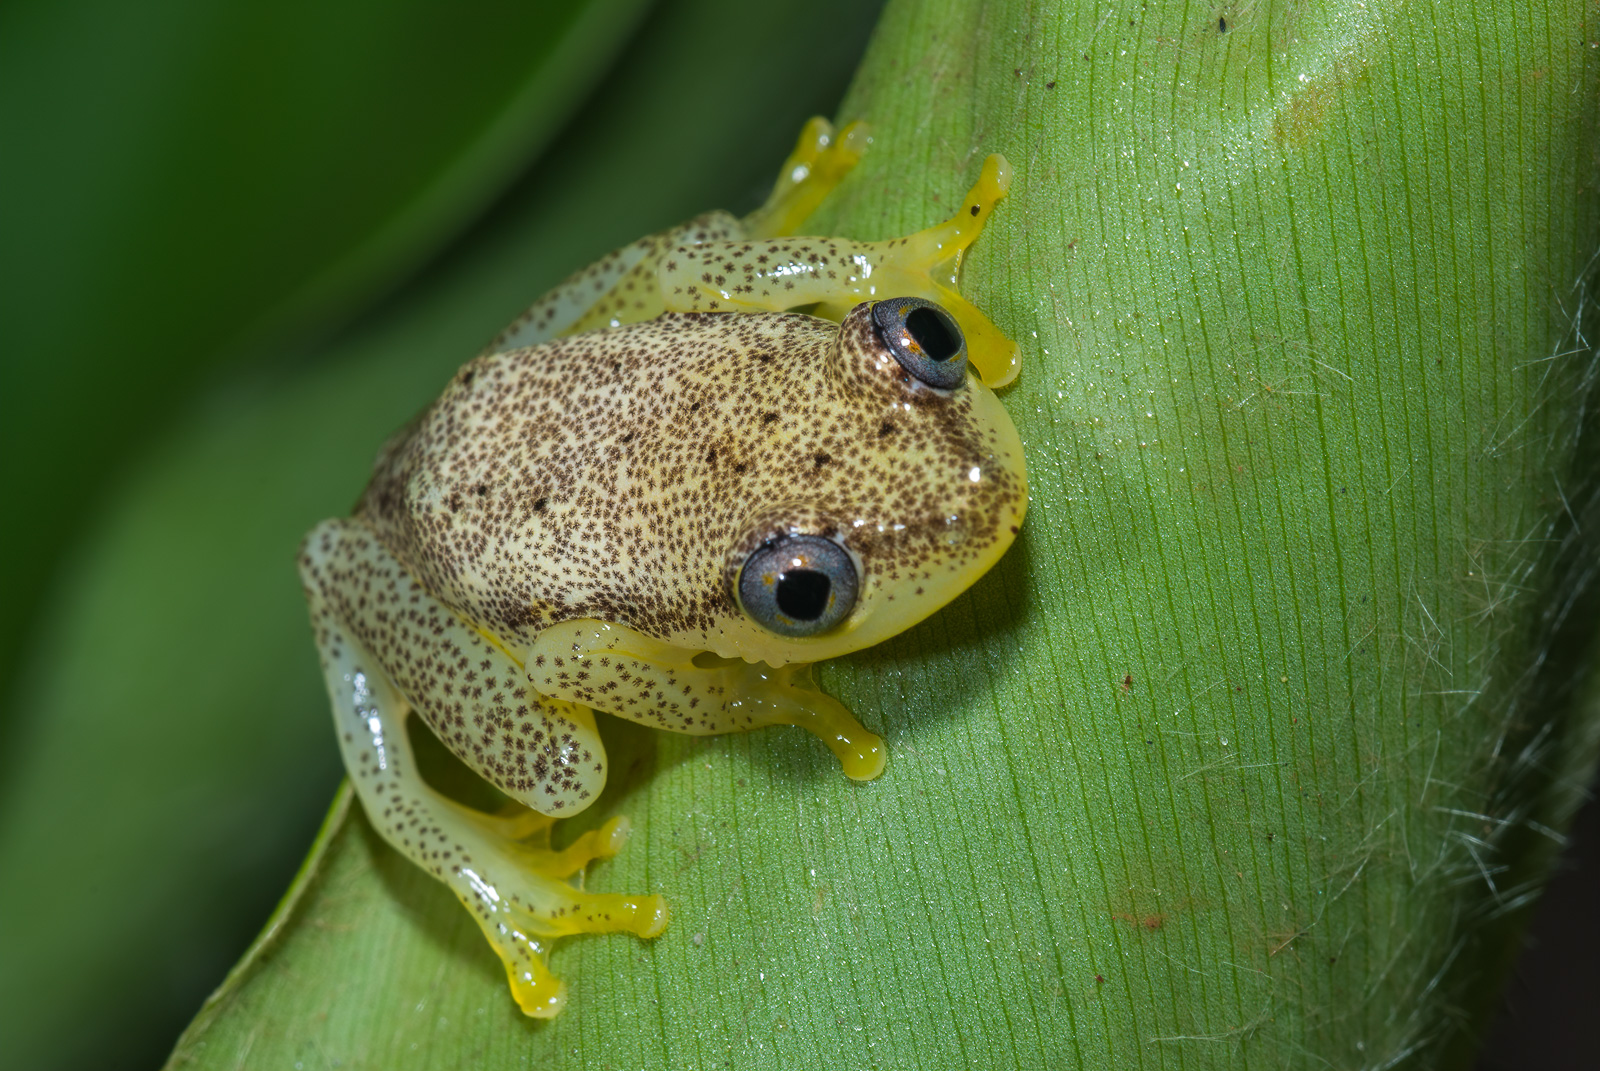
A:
[299,119,1027,1017]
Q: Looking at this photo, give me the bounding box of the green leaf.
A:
[182,0,1600,1063]
[9,0,1600,1067]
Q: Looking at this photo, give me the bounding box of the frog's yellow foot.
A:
[741,116,871,239]
[487,886,669,1018]
[474,855,669,1019]
[389,789,667,1019]
[425,796,667,1015]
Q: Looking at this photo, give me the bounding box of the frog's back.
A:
[360,308,1023,655]
[361,313,814,645]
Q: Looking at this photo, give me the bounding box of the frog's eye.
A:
[738,535,858,637]
[871,297,968,390]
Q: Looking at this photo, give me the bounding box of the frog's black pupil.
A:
[776,569,831,621]
[905,306,960,362]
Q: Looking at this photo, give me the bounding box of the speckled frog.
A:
[299,120,1027,1017]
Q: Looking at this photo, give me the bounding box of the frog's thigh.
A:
[300,522,667,1017]
[303,520,609,815]
[529,620,886,781]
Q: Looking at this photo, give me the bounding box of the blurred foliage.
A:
[0,0,653,732]
[5,0,1600,1068]
[0,0,881,1068]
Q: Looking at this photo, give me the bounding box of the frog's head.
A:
[704,298,1028,666]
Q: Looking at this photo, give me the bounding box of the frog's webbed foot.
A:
[529,620,886,782]
[473,838,668,1017]
[740,116,871,239]
[316,668,666,1016]
[426,797,666,1016]
[660,154,1020,387]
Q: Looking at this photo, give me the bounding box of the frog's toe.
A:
[832,119,871,168]
[811,118,870,184]
[742,115,871,238]
[491,834,669,941]
[594,814,633,859]
[427,803,667,1014]
[618,892,671,938]
[493,896,669,1015]
[788,115,836,168]
[483,887,667,1016]
[477,870,668,1016]
[529,888,671,940]
[518,813,636,878]
[496,936,568,1019]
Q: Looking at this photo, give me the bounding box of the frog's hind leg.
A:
[660,154,1020,387]
[300,521,668,1018]
[739,116,871,239]
[482,116,865,352]
[482,211,745,353]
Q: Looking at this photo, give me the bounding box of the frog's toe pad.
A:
[627,893,671,938]
[481,886,668,1017]
[503,952,568,1019]
[596,815,632,859]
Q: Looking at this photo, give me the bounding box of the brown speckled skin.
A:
[359,303,1025,666]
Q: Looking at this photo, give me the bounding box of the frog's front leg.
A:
[527,620,886,781]
[483,212,745,353]
[739,116,871,239]
[661,153,1020,387]
[482,117,868,353]
[300,521,667,1017]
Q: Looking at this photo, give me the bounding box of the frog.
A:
[298,118,1028,1018]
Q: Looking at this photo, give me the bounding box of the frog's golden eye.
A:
[871,297,968,390]
[737,535,859,637]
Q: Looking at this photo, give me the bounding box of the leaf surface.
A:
[13,0,1600,1068]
